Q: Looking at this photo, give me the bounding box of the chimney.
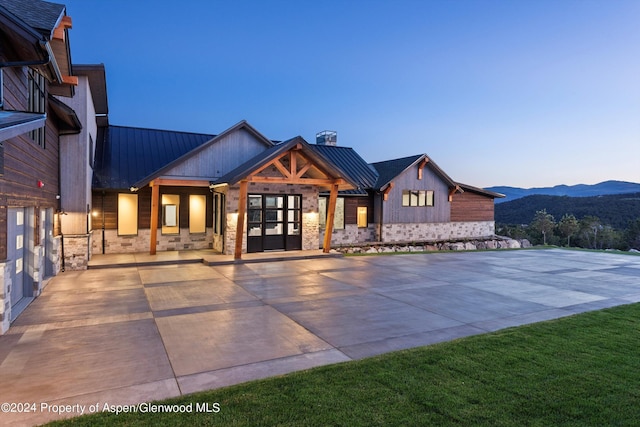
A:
[316,130,337,146]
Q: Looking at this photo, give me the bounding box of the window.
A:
[118,193,138,235]
[28,69,46,148]
[402,190,434,207]
[318,197,345,230]
[357,207,368,228]
[189,194,206,234]
[161,194,180,234]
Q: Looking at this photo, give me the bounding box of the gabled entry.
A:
[211,136,358,259]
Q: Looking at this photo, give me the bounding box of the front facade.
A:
[90,118,503,259]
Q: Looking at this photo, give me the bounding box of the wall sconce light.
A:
[129,186,138,192]
[38,180,45,188]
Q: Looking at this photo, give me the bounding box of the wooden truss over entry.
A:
[216,136,356,259]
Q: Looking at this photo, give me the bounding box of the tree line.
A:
[495,193,640,250]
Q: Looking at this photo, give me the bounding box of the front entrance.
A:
[247,194,302,253]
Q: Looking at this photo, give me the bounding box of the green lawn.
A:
[49,303,640,426]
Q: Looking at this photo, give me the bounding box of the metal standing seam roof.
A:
[92,125,216,190]
[310,144,379,195]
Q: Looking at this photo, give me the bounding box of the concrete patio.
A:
[1,249,640,426]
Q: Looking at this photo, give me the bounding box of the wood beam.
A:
[53,16,72,40]
[417,158,429,180]
[61,75,78,86]
[382,182,394,201]
[290,151,297,177]
[247,176,346,187]
[323,182,339,253]
[273,159,292,178]
[153,178,210,187]
[448,185,461,202]
[249,151,291,177]
[234,180,248,260]
[149,181,160,255]
[295,162,311,178]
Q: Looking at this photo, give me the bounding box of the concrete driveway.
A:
[2,249,640,426]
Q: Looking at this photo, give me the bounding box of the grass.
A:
[48,303,640,426]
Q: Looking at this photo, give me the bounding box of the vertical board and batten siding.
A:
[161,128,271,180]
[0,67,60,259]
[382,163,450,224]
[58,76,97,235]
[450,191,495,222]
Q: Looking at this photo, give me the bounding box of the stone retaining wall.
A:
[335,237,532,254]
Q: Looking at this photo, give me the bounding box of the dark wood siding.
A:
[92,186,213,230]
[0,67,60,260]
[344,196,374,225]
[450,191,495,222]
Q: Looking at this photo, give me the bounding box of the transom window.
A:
[402,190,434,207]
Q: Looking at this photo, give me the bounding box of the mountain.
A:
[495,192,640,228]
[487,180,640,204]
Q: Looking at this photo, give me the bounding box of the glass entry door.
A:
[247,194,302,253]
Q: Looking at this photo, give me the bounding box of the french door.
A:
[247,194,302,253]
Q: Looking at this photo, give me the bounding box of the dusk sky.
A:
[63,0,639,188]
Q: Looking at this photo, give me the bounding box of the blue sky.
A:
[63,0,640,188]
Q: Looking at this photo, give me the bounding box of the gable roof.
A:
[133,120,274,188]
[213,136,358,191]
[310,144,378,195]
[92,125,216,190]
[370,154,423,190]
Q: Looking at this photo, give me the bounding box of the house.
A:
[0,0,81,332]
[90,116,503,259]
[0,0,504,335]
[91,121,357,259]
[313,138,503,246]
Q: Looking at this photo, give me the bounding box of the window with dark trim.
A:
[402,190,434,207]
[357,206,368,228]
[28,69,46,148]
[318,196,345,230]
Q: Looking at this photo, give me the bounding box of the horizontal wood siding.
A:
[382,163,450,223]
[162,128,269,179]
[92,187,213,230]
[344,196,374,225]
[450,191,495,221]
[1,67,60,260]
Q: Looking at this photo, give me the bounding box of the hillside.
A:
[495,192,640,229]
[488,180,640,204]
